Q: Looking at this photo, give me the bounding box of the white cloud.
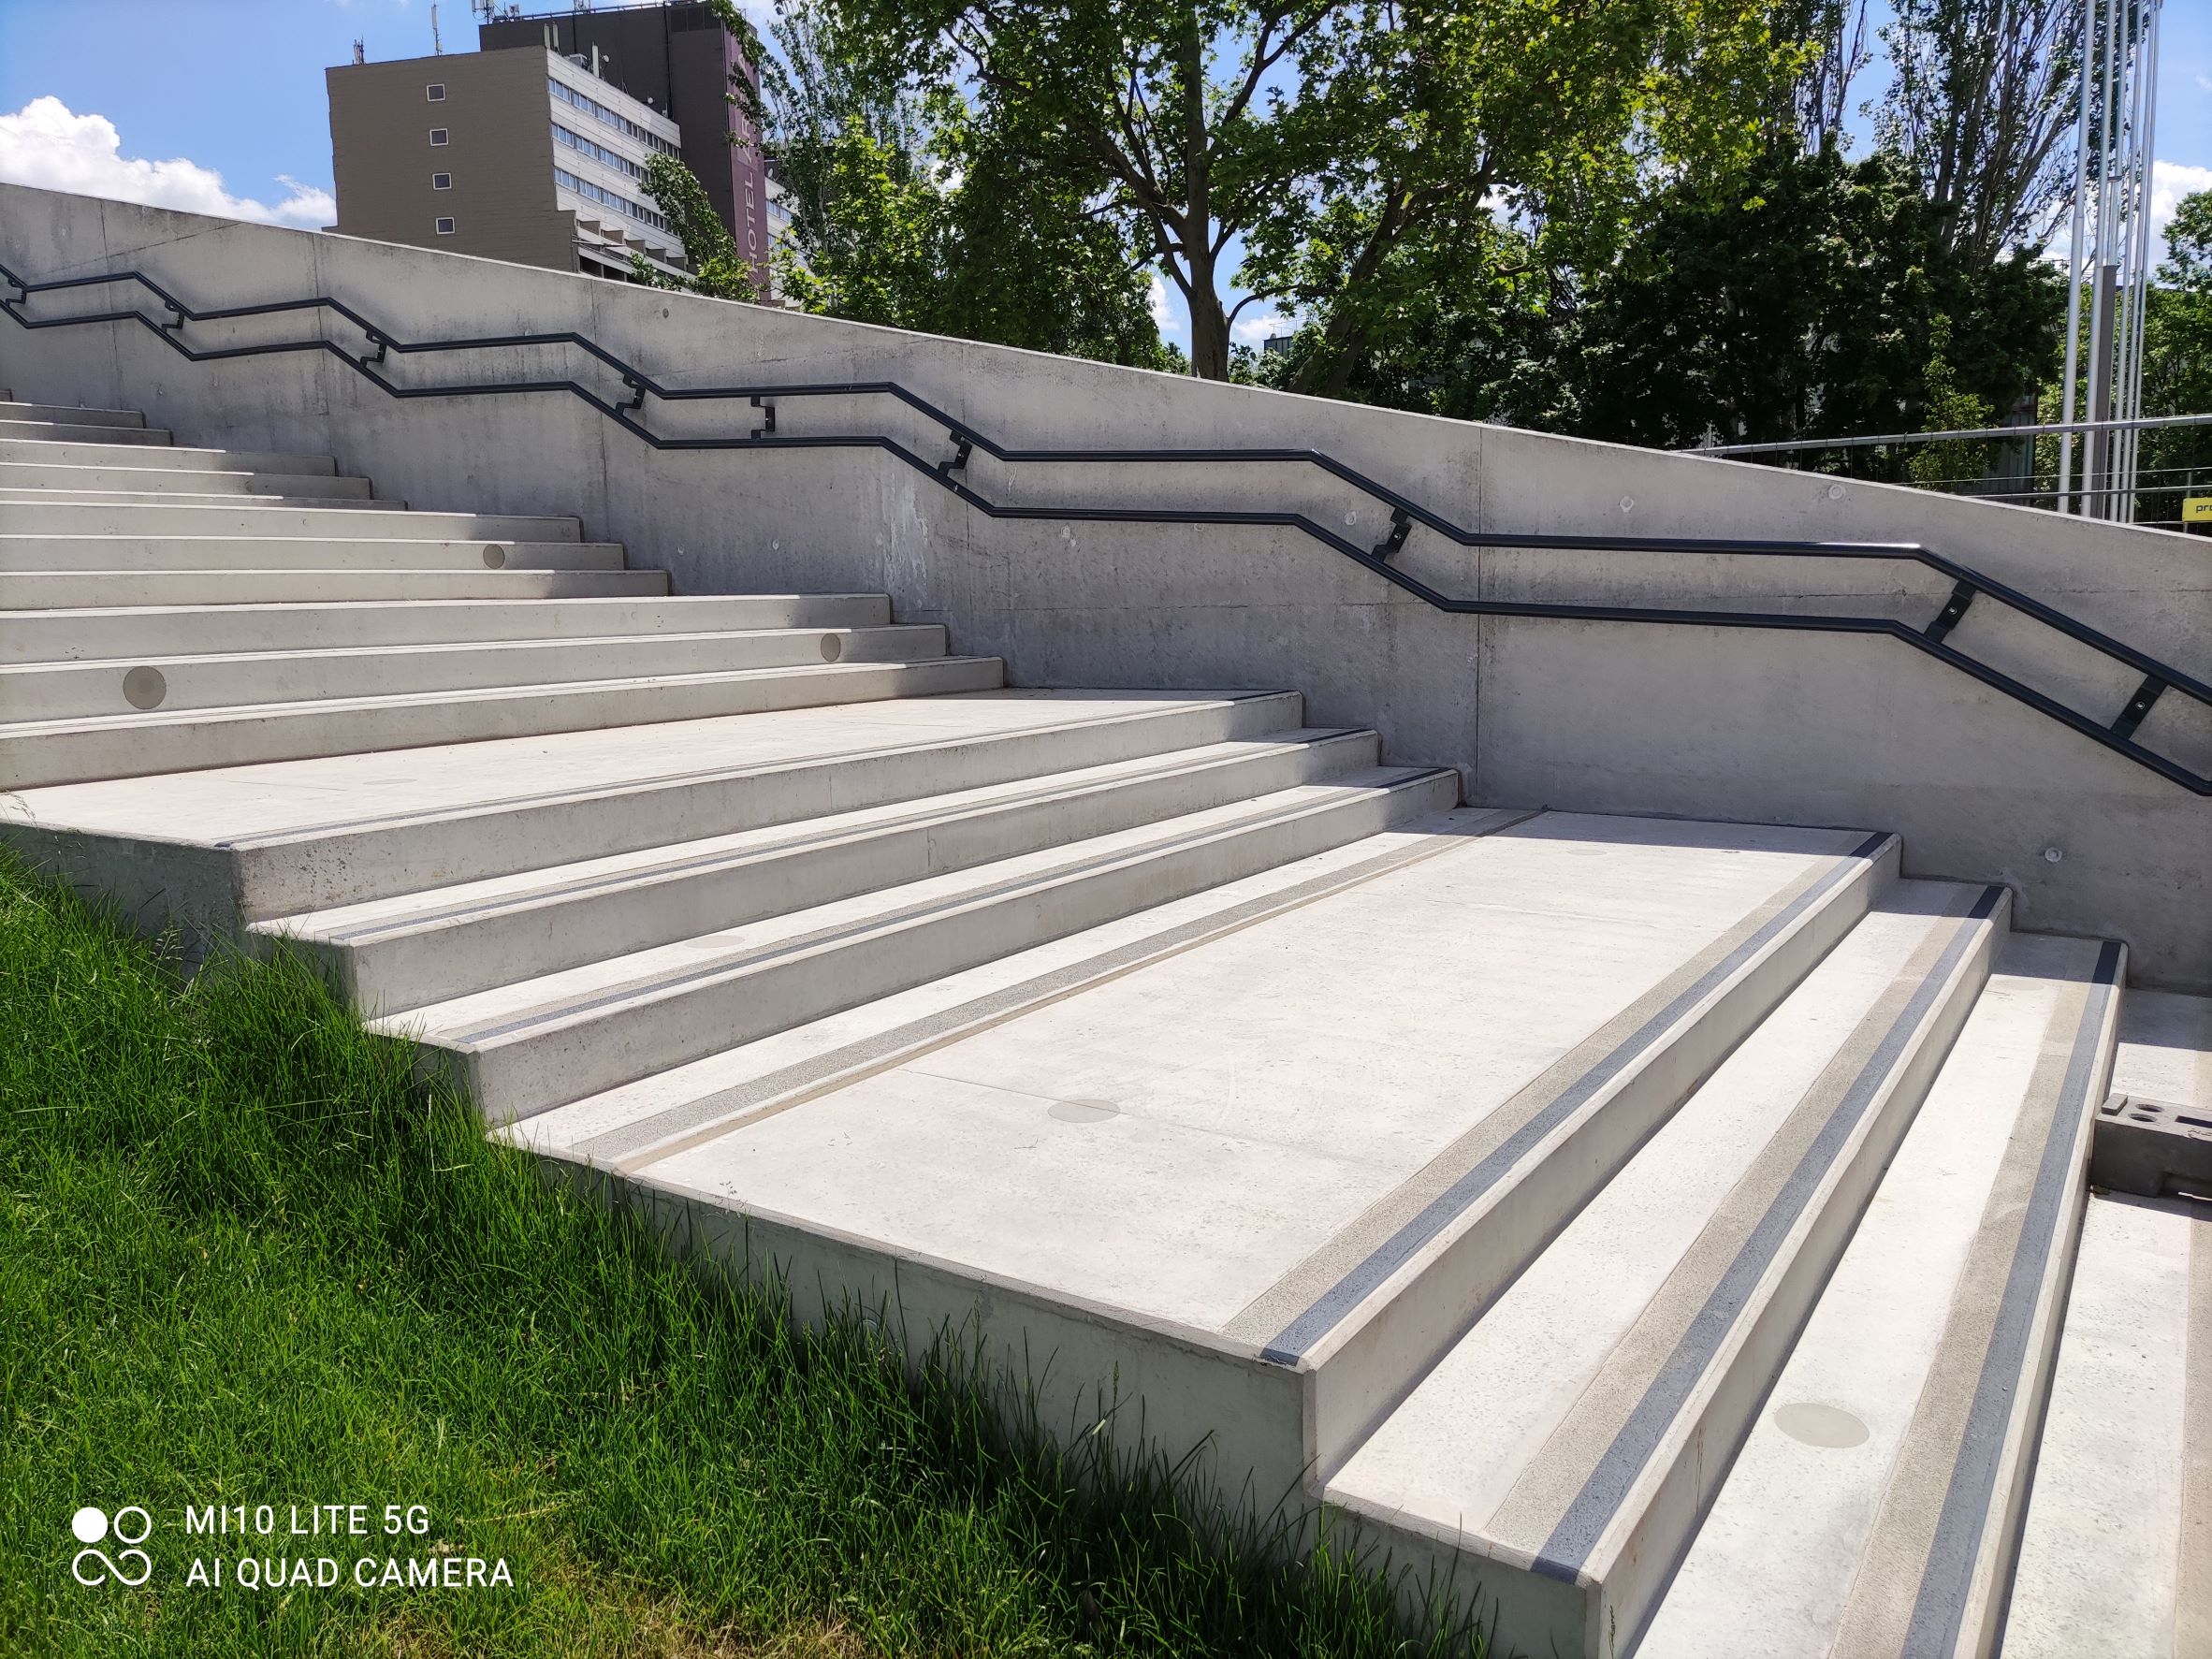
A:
[2151,158,2212,269]
[1147,271,1186,337]
[0,96,334,228]
[1231,306,1298,347]
[2196,74,2212,94]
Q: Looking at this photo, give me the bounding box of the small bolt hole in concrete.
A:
[1772,1401,1869,1448]
[123,666,167,710]
[1049,1099,1118,1124]
[820,633,844,662]
[482,543,508,569]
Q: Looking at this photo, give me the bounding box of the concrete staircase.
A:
[3,396,2204,1659]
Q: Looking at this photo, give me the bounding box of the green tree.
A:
[832,0,1798,382]
[1309,143,2062,458]
[2134,189,2212,524]
[634,153,756,299]
[762,0,1179,367]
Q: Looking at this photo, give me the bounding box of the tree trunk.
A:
[1186,251,1230,379]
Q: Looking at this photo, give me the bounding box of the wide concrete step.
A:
[0,417,171,445]
[0,567,667,609]
[0,461,369,497]
[1329,881,2009,1659]
[0,622,947,720]
[0,437,334,473]
[505,811,1900,1529]
[2001,1188,2210,1659]
[0,487,395,510]
[380,766,1462,1123]
[265,727,1384,1011]
[0,654,1005,789]
[0,592,892,663]
[0,400,148,428]
[1637,931,2122,1659]
[0,535,627,573]
[7,691,1310,927]
[0,500,582,540]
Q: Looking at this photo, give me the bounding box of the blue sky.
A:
[2,0,2208,349]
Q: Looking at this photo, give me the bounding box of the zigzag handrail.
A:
[4,257,2206,796]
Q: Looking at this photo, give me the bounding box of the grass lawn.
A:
[0,857,1488,1659]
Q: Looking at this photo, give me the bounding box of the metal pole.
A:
[2085,0,2125,515]
[2122,0,2163,521]
[2056,0,2095,513]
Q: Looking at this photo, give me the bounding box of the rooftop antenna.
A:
[471,0,495,22]
[351,36,366,65]
[430,4,443,52]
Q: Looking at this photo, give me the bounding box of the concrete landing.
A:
[2002,1192,2211,1658]
[511,809,1896,1510]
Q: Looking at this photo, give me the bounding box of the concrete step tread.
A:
[2000,1188,2210,1659]
[0,535,628,573]
[1636,932,2123,1659]
[2110,987,2212,1115]
[0,623,952,721]
[267,728,1375,946]
[0,400,149,427]
[0,418,171,445]
[0,437,336,473]
[258,729,1381,1009]
[1326,882,2009,1658]
[0,655,1004,738]
[0,463,366,495]
[381,767,1453,1042]
[0,622,937,676]
[0,488,387,508]
[0,502,583,538]
[0,593,892,662]
[0,569,670,609]
[379,765,1463,1121]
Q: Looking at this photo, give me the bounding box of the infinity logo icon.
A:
[70,1506,153,1587]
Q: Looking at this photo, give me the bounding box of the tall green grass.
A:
[0,858,1489,1658]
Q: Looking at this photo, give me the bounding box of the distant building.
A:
[327,2,784,290]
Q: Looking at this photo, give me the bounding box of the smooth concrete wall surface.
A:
[3,182,2205,984]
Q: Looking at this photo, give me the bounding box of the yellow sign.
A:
[2185,496,2212,524]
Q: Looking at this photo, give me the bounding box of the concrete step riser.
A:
[0,502,582,540]
[0,655,1005,790]
[0,464,367,497]
[0,401,147,429]
[0,488,398,511]
[1302,837,1907,1481]
[0,624,949,720]
[432,771,1463,1124]
[0,440,335,474]
[282,731,1385,1011]
[0,420,171,445]
[0,594,893,663]
[0,536,628,573]
[224,692,1309,921]
[0,568,668,610]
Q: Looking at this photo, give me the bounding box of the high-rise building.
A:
[476,2,774,288]
[327,2,779,290]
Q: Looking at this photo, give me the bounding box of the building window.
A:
[435,216,456,235]
[431,172,453,190]
[426,83,446,101]
[429,127,449,146]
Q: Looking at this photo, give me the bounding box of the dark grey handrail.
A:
[3,256,2205,795]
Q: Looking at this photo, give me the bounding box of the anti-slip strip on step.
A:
[215,695,1290,851]
[1831,938,2119,1659]
[435,772,1454,1046]
[1243,828,1896,1367]
[307,733,1363,944]
[1521,883,2002,1583]
[578,807,1544,1171]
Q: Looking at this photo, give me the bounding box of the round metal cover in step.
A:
[122,666,167,710]
[820,633,844,662]
[482,543,507,568]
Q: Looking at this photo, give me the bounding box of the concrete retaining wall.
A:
[4,182,2205,984]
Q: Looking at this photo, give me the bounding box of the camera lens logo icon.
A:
[70,1506,153,1587]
